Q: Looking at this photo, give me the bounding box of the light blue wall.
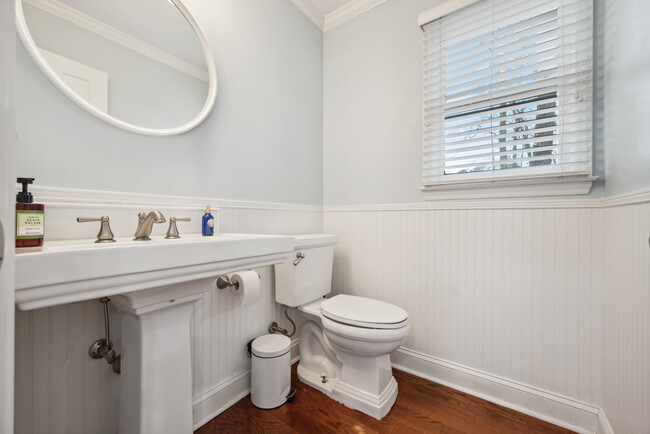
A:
[324,0,443,205]
[17,0,644,207]
[603,0,650,196]
[15,0,324,205]
[324,0,607,205]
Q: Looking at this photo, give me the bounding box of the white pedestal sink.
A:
[15,233,295,434]
[112,289,203,434]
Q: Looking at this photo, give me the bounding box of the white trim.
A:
[290,0,324,31]
[601,188,650,208]
[324,0,387,32]
[325,187,650,212]
[0,1,16,432]
[23,0,208,82]
[290,0,388,32]
[15,0,217,136]
[421,176,597,201]
[21,184,650,214]
[391,347,599,434]
[21,185,323,212]
[596,409,614,434]
[324,198,598,212]
[418,0,482,27]
[192,370,251,430]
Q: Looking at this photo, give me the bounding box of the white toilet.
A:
[275,234,410,419]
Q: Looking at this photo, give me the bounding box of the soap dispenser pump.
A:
[16,177,45,247]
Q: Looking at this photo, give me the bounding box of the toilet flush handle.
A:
[293,252,305,266]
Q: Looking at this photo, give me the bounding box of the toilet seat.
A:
[321,295,408,330]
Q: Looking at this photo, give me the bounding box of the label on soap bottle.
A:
[16,210,45,238]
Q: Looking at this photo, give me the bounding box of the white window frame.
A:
[419,0,596,200]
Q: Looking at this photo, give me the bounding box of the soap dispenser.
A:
[202,205,214,236]
[16,177,45,247]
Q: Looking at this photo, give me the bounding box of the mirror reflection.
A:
[20,0,213,131]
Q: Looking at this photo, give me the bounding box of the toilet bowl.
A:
[274,234,410,420]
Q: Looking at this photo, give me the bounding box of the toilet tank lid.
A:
[251,334,291,358]
[293,234,338,249]
[321,295,408,328]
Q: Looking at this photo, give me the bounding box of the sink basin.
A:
[15,233,295,310]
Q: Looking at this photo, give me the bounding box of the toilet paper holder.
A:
[216,274,239,290]
[216,272,260,290]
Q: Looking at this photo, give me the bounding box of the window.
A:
[420,0,594,199]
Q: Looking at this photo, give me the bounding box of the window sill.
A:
[420,176,598,201]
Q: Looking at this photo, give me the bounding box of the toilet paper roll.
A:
[231,270,260,305]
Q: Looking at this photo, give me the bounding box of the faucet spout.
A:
[133,211,166,241]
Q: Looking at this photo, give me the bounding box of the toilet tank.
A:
[274,234,338,307]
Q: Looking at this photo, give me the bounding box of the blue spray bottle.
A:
[202,205,214,236]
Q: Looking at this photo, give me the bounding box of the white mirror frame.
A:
[15,0,217,136]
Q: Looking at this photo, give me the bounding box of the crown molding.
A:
[290,0,325,31]
[418,0,481,27]
[324,0,387,32]
[23,0,208,82]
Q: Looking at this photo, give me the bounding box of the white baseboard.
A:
[192,338,301,430]
[597,409,614,434]
[391,347,600,434]
[192,370,250,430]
[191,342,605,433]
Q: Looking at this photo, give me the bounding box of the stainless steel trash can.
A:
[250,334,292,409]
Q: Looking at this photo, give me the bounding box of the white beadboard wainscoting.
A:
[13,186,321,434]
[601,201,650,434]
[324,192,650,433]
[325,205,603,433]
[13,186,650,433]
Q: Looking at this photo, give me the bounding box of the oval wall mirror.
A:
[16,0,217,136]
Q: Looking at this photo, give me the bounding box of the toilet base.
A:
[297,361,399,420]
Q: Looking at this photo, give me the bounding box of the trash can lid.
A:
[251,334,291,358]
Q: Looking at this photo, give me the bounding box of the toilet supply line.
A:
[88,297,121,374]
[268,305,296,338]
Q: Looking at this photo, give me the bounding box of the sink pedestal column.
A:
[112,285,205,434]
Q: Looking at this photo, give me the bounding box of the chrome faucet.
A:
[133,211,166,241]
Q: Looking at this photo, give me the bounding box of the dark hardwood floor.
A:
[195,363,574,433]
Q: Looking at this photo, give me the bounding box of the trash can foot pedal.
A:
[286,389,296,403]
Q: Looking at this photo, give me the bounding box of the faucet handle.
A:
[77,216,116,243]
[165,217,191,239]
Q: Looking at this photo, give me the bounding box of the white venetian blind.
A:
[422,0,593,186]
